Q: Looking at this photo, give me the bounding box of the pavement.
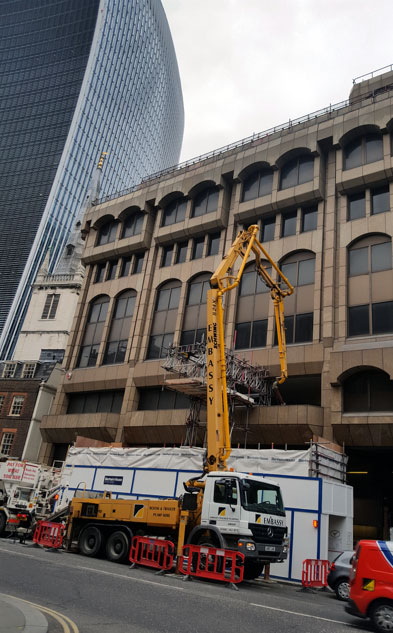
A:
[0,593,48,633]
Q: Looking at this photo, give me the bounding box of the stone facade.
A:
[13,223,85,363]
[1,225,86,461]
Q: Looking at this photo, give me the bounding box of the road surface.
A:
[0,540,370,633]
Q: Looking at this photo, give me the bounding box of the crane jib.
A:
[205,225,293,472]
[206,289,229,470]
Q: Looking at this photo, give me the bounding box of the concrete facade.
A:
[41,69,393,538]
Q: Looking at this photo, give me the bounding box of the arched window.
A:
[344,134,383,170]
[121,211,144,238]
[347,235,393,336]
[235,265,271,349]
[242,169,273,202]
[162,197,187,226]
[181,274,210,345]
[280,156,314,190]
[78,296,109,367]
[65,244,74,256]
[343,369,393,412]
[192,186,219,217]
[103,290,136,365]
[278,252,315,343]
[147,281,181,359]
[97,220,118,246]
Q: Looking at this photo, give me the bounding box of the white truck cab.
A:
[200,471,288,566]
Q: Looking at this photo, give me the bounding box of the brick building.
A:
[41,67,393,539]
[0,361,57,458]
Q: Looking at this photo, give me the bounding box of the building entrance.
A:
[346,447,393,542]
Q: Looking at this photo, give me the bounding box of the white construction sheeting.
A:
[65,446,311,477]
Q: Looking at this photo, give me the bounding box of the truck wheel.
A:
[195,537,221,573]
[371,601,393,632]
[78,526,103,557]
[0,512,6,537]
[105,531,130,563]
[334,578,350,601]
[243,561,264,580]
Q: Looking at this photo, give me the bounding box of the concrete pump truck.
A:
[65,225,293,579]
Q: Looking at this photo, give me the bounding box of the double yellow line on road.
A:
[7,594,79,633]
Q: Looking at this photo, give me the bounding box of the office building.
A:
[0,0,184,359]
[41,67,393,539]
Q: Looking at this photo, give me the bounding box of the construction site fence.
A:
[301,558,329,588]
[33,521,64,549]
[179,544,244,584]
[129,536,175,571]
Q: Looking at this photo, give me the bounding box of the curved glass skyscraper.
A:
[0,0,184,359]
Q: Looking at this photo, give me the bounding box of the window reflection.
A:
[192,187,219,217]
[242,169,273,202]
[347,236,393,336]
[344,134,383,170]
[280,156,314,190]
[147,282,181,359]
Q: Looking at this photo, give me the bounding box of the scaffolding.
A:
[162,342,274,446]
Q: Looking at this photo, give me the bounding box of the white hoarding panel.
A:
[269,509,292,579]
[277,477,319,511]
[290,511,319,581]
[132,469,177,498]
[322,480,353,517]
[66,466,95,491]
[93,469,134,494]
[328,515,354,560]
[319,513,329,560]
[175,471,202,497]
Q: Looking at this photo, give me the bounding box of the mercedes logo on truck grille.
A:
[266,527,274,538]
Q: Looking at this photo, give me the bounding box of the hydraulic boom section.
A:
[205,225,293,473]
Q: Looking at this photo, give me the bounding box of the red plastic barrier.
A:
[179,544,244,584]
[33,521,63,549]
[301,558,329,588]
[129,536,175,571]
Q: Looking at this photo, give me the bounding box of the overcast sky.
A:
[162,0,393,163]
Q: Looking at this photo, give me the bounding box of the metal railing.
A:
[353,63,393,84]
[94,77,393,207]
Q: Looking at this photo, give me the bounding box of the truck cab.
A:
[199,472,288,567]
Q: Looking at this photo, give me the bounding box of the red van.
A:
[346,540,393,632]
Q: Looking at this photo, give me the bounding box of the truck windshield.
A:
[240,479,285,516]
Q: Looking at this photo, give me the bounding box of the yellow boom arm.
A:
[205,225,293,473]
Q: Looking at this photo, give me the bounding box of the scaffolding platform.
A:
[163,342,273,407]
[163,343,277,446]
[163,378,256,406]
